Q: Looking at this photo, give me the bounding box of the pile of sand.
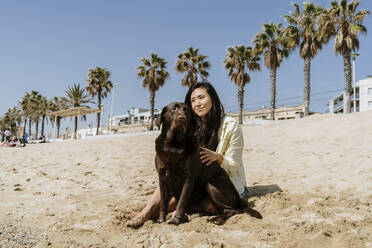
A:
[0,111,371,247]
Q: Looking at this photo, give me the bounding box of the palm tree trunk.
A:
[304,56,311,117]
[238,85,244,125]
[28,118,32,138]
[149,90,155,130]
[270,68,277,120]
[22,118,27,139]
[96,93,102,135]
[41,115,45,137]
[74,116,78,139]
[35,120,39,140]
[57,117,61,138]
[343,53,352,114]
[11,125,16,137]
[192,71,197,87]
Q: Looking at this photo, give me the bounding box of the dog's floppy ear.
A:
[155,106,167,128]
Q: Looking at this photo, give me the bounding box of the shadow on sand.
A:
[247,184,283,198]
[244,184,283,209]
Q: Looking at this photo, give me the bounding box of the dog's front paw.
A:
[245,207,263,219]
[208,216,225,225]
[168,215,188,225]
[169,147,177,153]
[156,213,167,223]
[175,148,183,154]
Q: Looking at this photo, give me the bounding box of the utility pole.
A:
[109,83,119,133]
[100,103,104,135]
[351,52,359,112]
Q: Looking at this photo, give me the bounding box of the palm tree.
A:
[253,22,290,120]
[37,96,49,138]
[65,84,93,139]
[137,53,169,130]
[19,92,32,139]
[29,91,42,139]
[3,107,22,137]
[224,45,260,124]
[0,117,6,141]
[86,67,113,135]
[175,47,210,87]
[11,107,22,136]
[321,0,369,113]
[49,96,68,138]
[20,90,40,139]
[29,91,39,137]
[284,2,326,117]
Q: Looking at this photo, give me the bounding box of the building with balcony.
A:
[110,107,161,127]
[228,104,316,123]
[328,76,372,113]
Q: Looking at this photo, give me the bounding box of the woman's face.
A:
[190,87,213,121]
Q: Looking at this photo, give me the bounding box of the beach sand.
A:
[0,111,371,247]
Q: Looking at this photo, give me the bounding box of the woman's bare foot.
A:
[126,214,148,228]
[124,212,137,220]
[171,210,176,218]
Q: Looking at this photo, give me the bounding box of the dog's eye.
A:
[182,107,189,113]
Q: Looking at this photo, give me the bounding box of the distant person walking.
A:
[25,132,29,143]
[4,129,11,142]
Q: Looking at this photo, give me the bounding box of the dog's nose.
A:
[177,115,185,121]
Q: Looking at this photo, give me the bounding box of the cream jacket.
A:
[216,115,247,195]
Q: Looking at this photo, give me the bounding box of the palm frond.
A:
[175,47,210,87]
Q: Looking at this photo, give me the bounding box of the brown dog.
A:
[155,102,262,225]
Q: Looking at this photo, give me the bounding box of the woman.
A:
[127,82,248,227]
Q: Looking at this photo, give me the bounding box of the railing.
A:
[334,101,344,111]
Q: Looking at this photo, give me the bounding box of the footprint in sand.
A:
[13,184,22,191]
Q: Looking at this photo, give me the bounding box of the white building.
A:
[110,107,161,127]
[328,76,372,113]
[228,104,317,125]
[358,76,372,111]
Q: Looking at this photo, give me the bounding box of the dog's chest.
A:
[158,150,187,166]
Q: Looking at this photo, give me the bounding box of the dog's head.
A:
[155,102,192,141]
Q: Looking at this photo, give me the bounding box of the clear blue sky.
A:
[1,1,371,128]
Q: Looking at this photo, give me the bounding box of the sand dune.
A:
[0,111,371,247]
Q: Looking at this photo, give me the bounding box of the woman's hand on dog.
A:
[199,147,224,166]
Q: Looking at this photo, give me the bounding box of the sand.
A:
[0,111,371,248]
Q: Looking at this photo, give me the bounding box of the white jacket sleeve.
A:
[219,122,244,177]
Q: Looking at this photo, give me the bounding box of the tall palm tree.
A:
[253,22,290,120]
[321,0,369,113]
[37,96,49,138]
[11,107,22,136]
[65,84,93,139]
[175,47,211,87]
[224,45,260,124]
[0,117,6,141]
[20,90,40,139]
[137,53,169,130]
[29,91,42,139]
[49,96,68,138]
[284,2,326,117]
[3,107,22,137]
[86,67,113,135]
[19,92,32,139]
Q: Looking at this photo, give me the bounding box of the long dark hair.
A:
[184,82,224,151]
